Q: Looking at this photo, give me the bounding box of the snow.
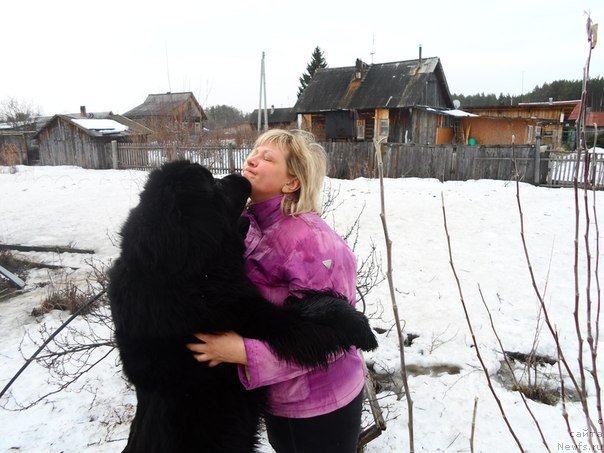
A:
[71,119,128,135]
[425,107,478,117]
[1,164,603,452]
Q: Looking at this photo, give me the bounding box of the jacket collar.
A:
[247,195,284,230]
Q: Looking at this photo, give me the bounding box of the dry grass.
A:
[31,281,89,317]
[513,384,560,406]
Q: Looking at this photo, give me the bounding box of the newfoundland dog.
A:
[108,160,377,452]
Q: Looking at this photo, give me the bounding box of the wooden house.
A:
[293,56,453,143]
[124,92,207,144]
[36,110,151,168]
[462,100,580,149]
[568,102,604,147]
[248,106,296,130]
[0,132,30,165]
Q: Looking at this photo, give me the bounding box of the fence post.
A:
[17,133,27,165]
[450,146,458,181]
[228,143,235,174]
[534,136,542,185]
[111,140,118,169]
[172,143,178,161]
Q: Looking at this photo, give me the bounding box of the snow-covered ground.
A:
[0,165,602,452]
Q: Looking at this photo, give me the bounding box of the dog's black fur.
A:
[108,161,377,453]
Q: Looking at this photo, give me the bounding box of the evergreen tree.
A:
[452,76,604,109]
[297,46,327,98]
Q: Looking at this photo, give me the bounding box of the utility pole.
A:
[370,33,375,64]
[258,52,269,133]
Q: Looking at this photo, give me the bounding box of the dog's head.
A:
[119,160,251,275]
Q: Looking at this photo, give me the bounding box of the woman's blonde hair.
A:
[253,129,327,215]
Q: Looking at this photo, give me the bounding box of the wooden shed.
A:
[124,92,207,144]
[463,100,579,149]
[293,56,453,143]
[36,113,151,168]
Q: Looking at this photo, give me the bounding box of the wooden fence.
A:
[113,142,250,174]
[322,142,540,184]
[109,141,604,189]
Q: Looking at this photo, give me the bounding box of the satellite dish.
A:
[453,99,461,109]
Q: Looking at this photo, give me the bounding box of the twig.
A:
[374,138,414,452]
[3,346,114,411]
[512,147,599,441]
[587,124,604,435]
[441,193,525,452]
[478,285,551,452]
[556,329,580,451]
[0,290,106,401]
[470,397,478,453]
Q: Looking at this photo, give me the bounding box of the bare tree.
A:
[0,97,38,129]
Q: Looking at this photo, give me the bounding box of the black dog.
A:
[108,161,377,452]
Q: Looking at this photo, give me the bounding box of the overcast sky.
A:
[2,0,603,116]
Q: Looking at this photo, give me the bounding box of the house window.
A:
[379,119,389,137]
[356,119,365,140]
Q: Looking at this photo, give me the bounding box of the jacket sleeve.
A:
[238,338,311,389]
[238,224,358,389]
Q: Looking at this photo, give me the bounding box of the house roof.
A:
[248,107,296,125]
[35,114,152,139]
[568,102,604,125]
[294,57,452,113]
[124,92,207,120]
[573,111,604,125]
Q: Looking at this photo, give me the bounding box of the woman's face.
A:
[242,143,298,203]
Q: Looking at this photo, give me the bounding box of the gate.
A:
[546,152,604,188]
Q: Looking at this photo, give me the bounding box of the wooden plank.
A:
[0,264,25,289]
[0,244,94,254]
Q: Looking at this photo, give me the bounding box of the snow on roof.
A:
[425,107,478,117]
[441,108,478,117]
[72,118,129,135]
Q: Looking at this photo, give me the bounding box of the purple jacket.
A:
[237,195,365,418]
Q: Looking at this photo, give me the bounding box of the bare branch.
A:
[374,137,414,452]
[478,285,551,452]
[441,192,525,452]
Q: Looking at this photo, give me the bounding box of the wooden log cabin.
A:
[36,108,151,168]
[293,53,454,144]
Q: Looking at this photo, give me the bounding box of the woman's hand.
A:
[186,331,248,367]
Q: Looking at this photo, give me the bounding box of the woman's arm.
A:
[187,332,247,367]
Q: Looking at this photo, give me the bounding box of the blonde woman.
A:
[189,130,365,452]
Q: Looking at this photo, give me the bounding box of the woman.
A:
[187,129,365,452]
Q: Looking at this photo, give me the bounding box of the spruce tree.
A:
[297,46,327,98]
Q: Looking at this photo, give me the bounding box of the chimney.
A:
[419,45,422,65]
[80,106,87,117]
[355,58,363,79]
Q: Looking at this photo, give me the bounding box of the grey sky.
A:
[2,0,602,116]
